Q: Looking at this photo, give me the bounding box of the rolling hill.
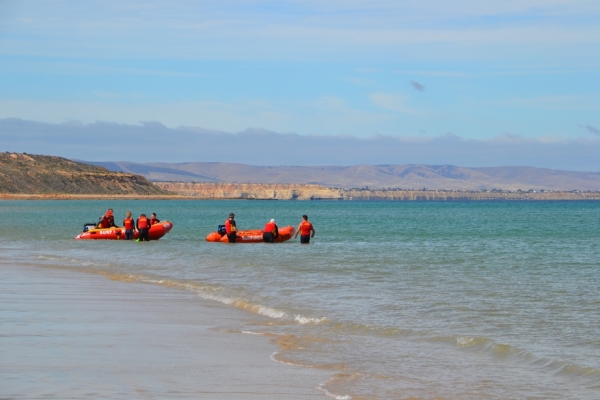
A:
[85,161,600,191]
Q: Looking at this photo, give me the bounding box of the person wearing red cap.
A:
[97,208,118,229]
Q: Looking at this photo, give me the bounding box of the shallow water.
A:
[2,200,600,399]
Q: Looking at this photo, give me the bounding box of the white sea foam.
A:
[35,254,114,269]
[270,351,297,366]
[316,380,352,400]
[269,351,315,368]
[456,336,475,346]
[294,314,329,324]
[196,292,288,319]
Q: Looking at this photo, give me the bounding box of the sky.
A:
[1,0,599,169]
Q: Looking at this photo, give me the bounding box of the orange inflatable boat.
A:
[206,225,295,243]
[75,221,173,240]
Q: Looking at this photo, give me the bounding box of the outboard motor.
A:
[83,223,97,233]
[217,225,227,235]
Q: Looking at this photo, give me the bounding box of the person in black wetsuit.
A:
[136,213,150,242]
[225,213,237,243]
[263,219,279,243]
[293,214,315,244]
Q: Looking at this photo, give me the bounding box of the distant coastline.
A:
[152,182,600,201]
[0,187,600,201]
[2,183,600,201]
[2,150,599,201]
[89,160,600,192]
[0,194,183,200]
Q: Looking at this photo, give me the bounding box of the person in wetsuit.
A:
[149,213,160,226]
[136,213,150,242]
[123,211,135,240]
[293,214,315,244]
[263,219,279,243]
[97,209,117,229]
[225,213,237,243]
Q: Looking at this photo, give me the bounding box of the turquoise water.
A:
[2,200,600,399]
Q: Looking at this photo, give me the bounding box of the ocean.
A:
[2,199,600,399]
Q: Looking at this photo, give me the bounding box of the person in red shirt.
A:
[149,213,160,226]
[136,213,150,242]
[225,213,237,243]
[293,214,315,244]
[97,209,117,229]
[123,211,135,240]
[263,219,279,243]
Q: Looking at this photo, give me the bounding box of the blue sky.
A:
[1,1,599,168]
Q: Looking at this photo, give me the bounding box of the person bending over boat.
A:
[97,209,118,229]
[149,213,161,226]
[225,213,237,243]
[123,211,135,240]
[294,215,315,244]
[263,219,279,243]
[136,213,150,242]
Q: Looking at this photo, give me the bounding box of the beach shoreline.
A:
[2,186,600,201]
[0,263,330,399]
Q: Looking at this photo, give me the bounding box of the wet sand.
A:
[0,264,330,399]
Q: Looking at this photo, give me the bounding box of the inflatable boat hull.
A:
[206,225,295,243]
[75,221,173,240]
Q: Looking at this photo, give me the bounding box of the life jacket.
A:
[300,221,313,236]
[225,218,237,234]
[138,216,149,229]
[264,222,276,233]
[150,217,160,226]
[123,217,134,230]
[97,215,108,229]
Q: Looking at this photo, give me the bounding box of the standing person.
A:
[123,211,135,240]
[136,213,150,242]
[149,213,161,226]
[294,214,315,244]
[225,213,237,243]
[263,219,279,243]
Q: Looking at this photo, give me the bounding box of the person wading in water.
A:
[225,213,238,243]
[293,214,315,244]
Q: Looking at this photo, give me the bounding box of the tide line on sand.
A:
[0,263,331,399]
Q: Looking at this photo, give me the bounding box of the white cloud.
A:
[2,118,599,171]
[0,97,387,136]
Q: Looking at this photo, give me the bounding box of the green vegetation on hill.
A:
[0,152,172,195]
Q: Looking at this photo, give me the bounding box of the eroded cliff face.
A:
[0,153,172,195]
[154,182,600,201]
[154,182,343,200]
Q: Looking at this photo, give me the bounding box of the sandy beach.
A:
[0,263,330,399]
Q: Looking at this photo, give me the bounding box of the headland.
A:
[0,152,171,196]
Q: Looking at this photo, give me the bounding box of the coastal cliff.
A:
[155,182,343,200]
[153,182,600,201]
[0,152,172,195]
